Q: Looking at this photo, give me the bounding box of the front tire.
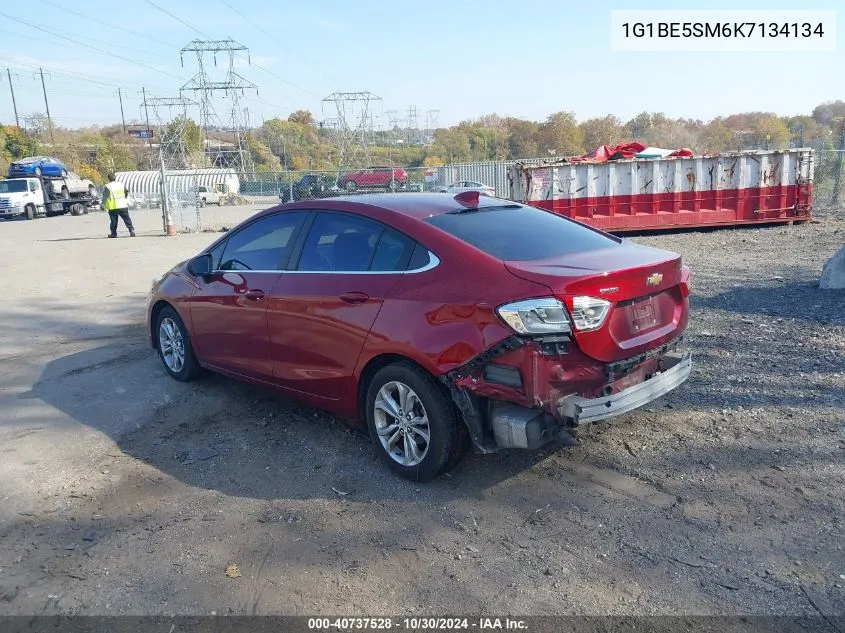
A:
[345,180,357,192]
[155,306,201,382]
[365,362,469,481]
[24,204,36,220]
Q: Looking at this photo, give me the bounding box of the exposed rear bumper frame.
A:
[557,352,692,426]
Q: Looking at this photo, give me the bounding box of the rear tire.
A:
[61,186,70,200]
[88,185,96,199]
[365,362,469,481]
[70,203,84,216]
[345,180,357,192]
[155,306,201,382]
[34,167,42,177]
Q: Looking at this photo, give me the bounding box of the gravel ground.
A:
[0,204,843,618]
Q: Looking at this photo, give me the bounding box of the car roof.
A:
[274,192,511,221]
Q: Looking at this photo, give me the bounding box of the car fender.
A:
[354,300,516,382]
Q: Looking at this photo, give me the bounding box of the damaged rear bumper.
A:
[556,352,692,426]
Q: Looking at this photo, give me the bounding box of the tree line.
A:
[2,101,844,184]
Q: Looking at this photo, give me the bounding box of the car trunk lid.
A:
[504,242,688,362]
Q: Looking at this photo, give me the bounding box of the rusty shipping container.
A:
[508,149,814,232]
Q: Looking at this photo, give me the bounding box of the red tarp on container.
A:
[566,142,694,163]
[568,142,646,163]
[667,147,694,158]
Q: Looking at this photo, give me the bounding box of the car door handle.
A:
[244,289,265,301]
[339,291,369,304]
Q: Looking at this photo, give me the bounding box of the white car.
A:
[50,171,96,200]
[438,180,496,196]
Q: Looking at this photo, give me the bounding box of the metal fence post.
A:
[158,146,175,236]
[832,119,845,205]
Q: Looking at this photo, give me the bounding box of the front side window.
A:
[218,212,307,271]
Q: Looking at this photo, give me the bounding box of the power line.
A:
[246,58,322,100]
[0,28,174,68]
[0,57,170,94]
[14,4,175,62]
[41,0,181,50]
[219,0,340,84]
[142,0,209,38]
[142,0,322,101]
[0,11,184,80]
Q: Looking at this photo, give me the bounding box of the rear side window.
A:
[426,204,620,261]
[297,213,383,272]
[371,229,414,272]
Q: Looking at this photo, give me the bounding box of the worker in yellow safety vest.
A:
[103,173,136,238]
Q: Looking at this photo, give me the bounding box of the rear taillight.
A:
[496,298,572,335]
[569,296,612,332]
[680,265,692,298]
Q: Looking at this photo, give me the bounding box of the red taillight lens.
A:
[680,265,692,298]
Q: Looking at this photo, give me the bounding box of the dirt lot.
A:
[0,203,843,617]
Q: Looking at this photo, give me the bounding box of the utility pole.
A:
[118,87,127,135]
[39,68,55,147]
[141,86,155,169]
[6,68,19,128]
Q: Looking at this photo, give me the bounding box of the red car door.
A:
[267,211,415,401]
[188,211,308,380]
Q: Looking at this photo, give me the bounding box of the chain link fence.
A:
[137,149,843,232]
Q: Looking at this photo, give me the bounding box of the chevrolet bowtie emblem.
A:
[646,272,663,286]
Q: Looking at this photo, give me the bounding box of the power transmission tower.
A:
[385,109,400,145]
[141,93,200,234]
[406,105,418,143]
[179,38,257,173]
[141,94,197,170]
[424,109,439,140]
[322,91,382,170]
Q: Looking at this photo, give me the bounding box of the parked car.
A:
[337,166,408,192]
[8,156,68,178]
[438,181,496,197]
[49,171,96,200]
[146,192,692,480]
[279,173,338,203]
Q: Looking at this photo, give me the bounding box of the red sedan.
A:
[146,192,692,480]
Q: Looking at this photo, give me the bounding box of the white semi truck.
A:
[0,174,98,220]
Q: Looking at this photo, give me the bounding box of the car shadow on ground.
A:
[20,332,574,504]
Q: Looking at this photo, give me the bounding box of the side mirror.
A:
[188,253,213,278]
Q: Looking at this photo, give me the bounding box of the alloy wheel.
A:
[373,381,431,467]
[159,317,186,373]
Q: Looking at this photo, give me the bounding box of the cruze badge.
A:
[646,272,663,286]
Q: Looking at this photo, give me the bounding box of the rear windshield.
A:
[425,204,620,261]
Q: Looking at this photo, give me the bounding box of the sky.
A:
[0,0,841,130]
